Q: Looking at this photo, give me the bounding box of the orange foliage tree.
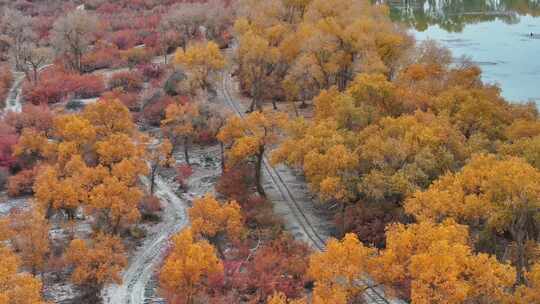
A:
[66,233,127,302]
[7,208,50,275]
[308,233,375,304]
[189,194,245,251]
[161,102,200,165]
[159,228,223,304]
[0,245,47,304]
[173,41,225,93]
[218,110,287,196]
[371,220,516,303]
[20,99,147,233]
[405,154,540,283]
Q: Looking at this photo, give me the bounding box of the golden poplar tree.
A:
[217,110,287,196]
[0,245,47,304]
[159,228,223,304]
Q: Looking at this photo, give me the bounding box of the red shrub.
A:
[101,90,140,111]
[341,203,403,248]
[96,2,123,14]
[140,94,175,126]
[0,65,13,104]
[81,42,123,72]
[216,165,253,203]
[7,168,38,197]
[110,29,140,50]
[242,235,310,300]
[121,47,152,69]
[108,71,144,92]
[176,164,193,189]
[137,63,163,81]
[140,194,162,214]
[0,122,18,169]
[23,69,105,104]
[5,104,54,134]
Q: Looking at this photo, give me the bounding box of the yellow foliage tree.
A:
[8,208,50,275]
[189,194,245,251]
[308,233,375,304]
[66,233,127,302]
[511,263,540,303]
[0,245,47,304]
[235,30,281,111]
[217,110,287,196]
[159,228,223,304]
[29,99,147,234]
[174,41,225,93]
[371,220,516,303]
[161,102,200,164]
[267,292,307,304]
[405,154,540,282]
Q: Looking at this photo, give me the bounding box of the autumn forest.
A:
[0,0,539,303]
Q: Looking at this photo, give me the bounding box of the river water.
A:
[387,0,540,106]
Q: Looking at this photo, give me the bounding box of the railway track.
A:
[220,72,397,304]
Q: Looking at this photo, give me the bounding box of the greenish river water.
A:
[387,0,540,106]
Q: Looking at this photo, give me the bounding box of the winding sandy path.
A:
[103,176,189,304]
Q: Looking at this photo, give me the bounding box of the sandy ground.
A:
[219,67,404,304]
[1,50,401,303]
[2,72,25,115]
[102,143,222,304]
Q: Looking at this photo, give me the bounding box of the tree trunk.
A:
[149,165,157,194]
[183,137,190,165]
[340,203,346,237]
[33,66,39,83]
[510,213,528,284]
[220,142,225,173]
[290,100,299,117]
[255,148,265,197]
[45,203,54,219]
[248,98,256,113]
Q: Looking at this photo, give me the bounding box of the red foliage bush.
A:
[110,30,141,50]
[81,42,123,72]
[341,203,404,248]
[7,168,38,197]
[0,65,13,105]
[216,165,253,203]
[176,164,193,189]
[5,104,55,134]
[108,71,144,92]
[121,47,152,69]
[139,194,162,215]
[137,63,164,81]
[0,122,18,169]
[23,69,105,104]
[241,235,310,300]
[140,93,176,126]
[101,90,140,111]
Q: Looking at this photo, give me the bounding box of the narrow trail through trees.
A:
[103,176,189,304]
[219,71,400,304]
[2,72,24,115]
[1,64,51,115]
